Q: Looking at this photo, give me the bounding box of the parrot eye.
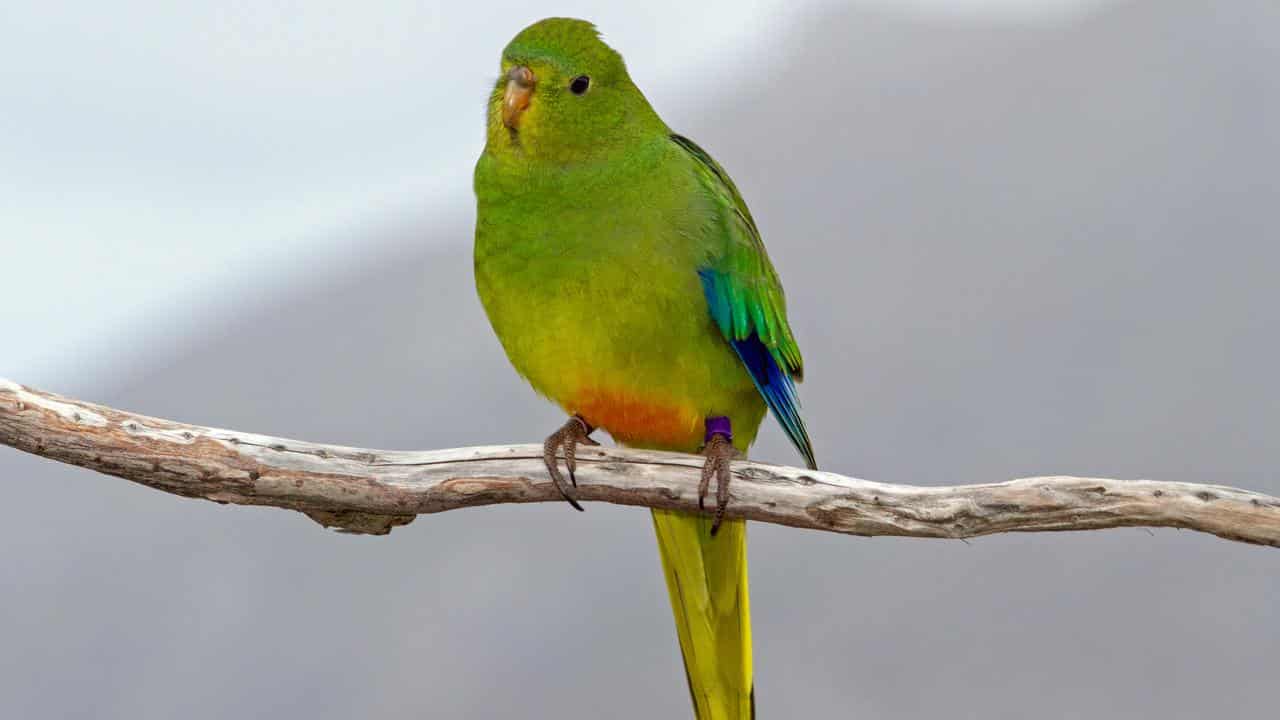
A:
[569,75,591,95]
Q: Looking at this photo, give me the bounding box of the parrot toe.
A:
[542,414,598,511]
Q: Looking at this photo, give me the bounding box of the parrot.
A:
[473,18,815,719]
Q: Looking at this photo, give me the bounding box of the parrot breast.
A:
[473,138,767,456]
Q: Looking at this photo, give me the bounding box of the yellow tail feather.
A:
[651,509,755,720]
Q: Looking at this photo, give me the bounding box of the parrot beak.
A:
[502,66,536,130]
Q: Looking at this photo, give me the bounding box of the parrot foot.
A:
[543,414,599,512]
[698,416,741,536]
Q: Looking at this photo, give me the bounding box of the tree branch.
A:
[3,377,1278,544]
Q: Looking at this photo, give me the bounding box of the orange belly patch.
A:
[571,387,704,450]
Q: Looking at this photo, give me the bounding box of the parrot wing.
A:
[673,134,817,470]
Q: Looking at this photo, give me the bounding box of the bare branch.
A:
[2,377,1278,544]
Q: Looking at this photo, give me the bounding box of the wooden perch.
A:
[2,377,1279,544]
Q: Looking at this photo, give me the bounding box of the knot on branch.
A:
[303,510,417,535]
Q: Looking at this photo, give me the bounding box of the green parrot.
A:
[473,18,815,719]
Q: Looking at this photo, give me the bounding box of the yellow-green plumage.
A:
[473,18,813,719]
[652,511,754,719]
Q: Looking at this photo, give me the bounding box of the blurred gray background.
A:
[3,1,1278,718]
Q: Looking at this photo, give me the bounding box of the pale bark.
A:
[3,377,1278,544]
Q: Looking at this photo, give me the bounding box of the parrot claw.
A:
[698,430,740,536]
[543,415,597,511]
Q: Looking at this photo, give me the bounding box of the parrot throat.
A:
[481,130,671,196]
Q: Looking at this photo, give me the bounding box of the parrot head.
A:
[485,18,665,162]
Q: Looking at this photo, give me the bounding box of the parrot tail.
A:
[651,509,755,720]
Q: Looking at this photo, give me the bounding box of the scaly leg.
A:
[698,416,740,536]
[543,414,599,511]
